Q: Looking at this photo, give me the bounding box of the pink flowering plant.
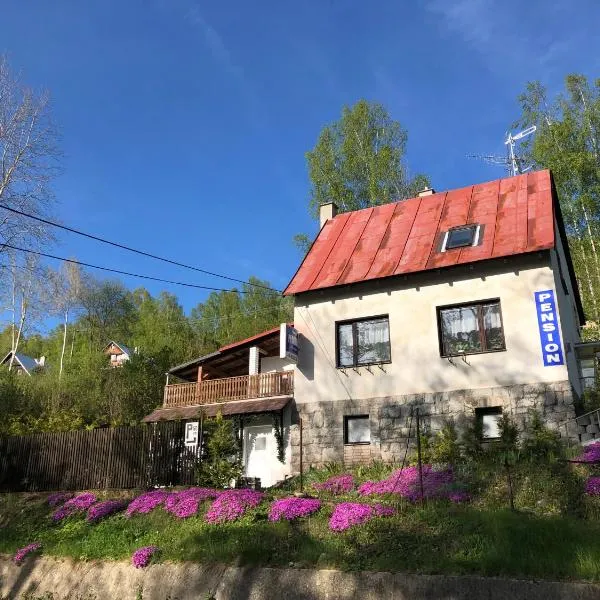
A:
[51,492,97,522]
[205,489,264,524]
[164,488,220,519]
[132,545,159,568]
[358,465,466,503]
[126,490,171,517]
[574,442,600,464]
[13,542,41,565]
[269,497,322,522]
[313,474,354,495]
[585,476,600,496]
[47,492,73,507]
[329,502,395,532]
[87,500,128,523]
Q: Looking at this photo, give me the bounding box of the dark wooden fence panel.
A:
[0,422,203,492]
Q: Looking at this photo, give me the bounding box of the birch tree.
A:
[515,76,600,323]
[0,55,60,256]
[48,262,82,378]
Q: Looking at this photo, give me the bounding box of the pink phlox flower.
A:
[51,492,97,522]
[47,492,73,507]
[575,442,600,464]
[205,489,264,524]
[164,488,219,518]
[13,542,41,564]
[313,474,354,495]
[269,497,322,522]
[132,545,159,568]
[329,502,395,532]
[126,490,171,517]
[585,476,600,496]
[87,500,127,522]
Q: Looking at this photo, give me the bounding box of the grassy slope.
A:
[1,486,600,581]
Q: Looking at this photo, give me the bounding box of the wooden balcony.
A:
[163,371,294,408]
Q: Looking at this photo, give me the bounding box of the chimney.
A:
[418,186,436,197]
[319,202,338,228]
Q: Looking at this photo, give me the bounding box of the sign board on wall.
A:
[184,421,199,447]
[534,290,564,367]
[280,323,299,363]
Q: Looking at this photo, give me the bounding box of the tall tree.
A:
[305,99,428,218]
[514,75,600,323]
[0,55,60,253]
[48,261,82,378]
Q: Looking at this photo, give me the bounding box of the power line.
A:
[0,204,281,293]
[1,243,250,293]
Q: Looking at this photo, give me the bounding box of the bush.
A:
[429,421,461,466]
[461,417,484,461]
[195,413,242,488]
[521,410,563,463]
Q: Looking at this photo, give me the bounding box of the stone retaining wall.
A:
[291,381,577,470]
[1,556,599,600]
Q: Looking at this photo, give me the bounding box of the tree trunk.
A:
[59,307,69,379]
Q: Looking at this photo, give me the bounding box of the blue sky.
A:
[2,0,600,315]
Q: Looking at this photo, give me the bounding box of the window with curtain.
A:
[336,316,390,367]
[437,300,505,357]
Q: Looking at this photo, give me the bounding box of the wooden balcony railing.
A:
[163,371,294,408]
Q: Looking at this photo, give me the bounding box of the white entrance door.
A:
[244,424,275,487]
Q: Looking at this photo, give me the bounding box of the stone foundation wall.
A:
[290,381,577,471]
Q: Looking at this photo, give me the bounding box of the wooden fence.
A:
[0,421,202,493]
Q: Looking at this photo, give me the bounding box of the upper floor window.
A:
[437,300,505,357]
[337,316,390,368]
[442,224,480,251]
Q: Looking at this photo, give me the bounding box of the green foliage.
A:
[461,417,485,461]
[195,413,242,488]
[521,410,563,463]
[515,75,600,322]
[427,421,461,466]
[305,100,428,218]
[496,414,520,463]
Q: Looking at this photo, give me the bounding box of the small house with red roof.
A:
[283,169,585,469]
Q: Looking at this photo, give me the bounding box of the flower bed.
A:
[164,488,219,518]
[132,545,159,568]
[87,500,127,523]
[205,489,264,523]
[358,466,462,502]
[269,497,322,522]
[329,502,395,532]
[313,474,354,495]
[52,493,97,522]
[126,490,171,517]
[575,442,600,464]
[13,542,41,565]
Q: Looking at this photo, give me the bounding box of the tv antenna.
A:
[468,125,537,176]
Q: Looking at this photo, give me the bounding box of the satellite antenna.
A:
[468,125,537,176]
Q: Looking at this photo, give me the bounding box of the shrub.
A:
[521,411,563,463]
[87,500,127,523]
[195,413,242,488]
[429,421,461,466]
[52,493,97,522]
[461,417,484,460]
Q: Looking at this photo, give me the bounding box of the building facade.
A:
[284,170,586,469]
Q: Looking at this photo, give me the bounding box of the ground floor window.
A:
[476,407,502,440]
[344,415,370,444]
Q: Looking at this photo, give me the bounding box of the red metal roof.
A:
[284,170,556,296]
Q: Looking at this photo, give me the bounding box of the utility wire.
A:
[0,204,281,293]
[2,243,250,293]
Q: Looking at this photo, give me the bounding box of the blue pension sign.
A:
[534,290,564,367]
[280,323,299,363]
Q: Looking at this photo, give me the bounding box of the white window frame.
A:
[441,224,481,253]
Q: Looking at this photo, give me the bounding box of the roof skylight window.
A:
[443,225,479,251]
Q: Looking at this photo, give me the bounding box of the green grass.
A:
[2,486,600,582]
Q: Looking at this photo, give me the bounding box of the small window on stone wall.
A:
[344,415,370,445]
[475,407,502,440]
